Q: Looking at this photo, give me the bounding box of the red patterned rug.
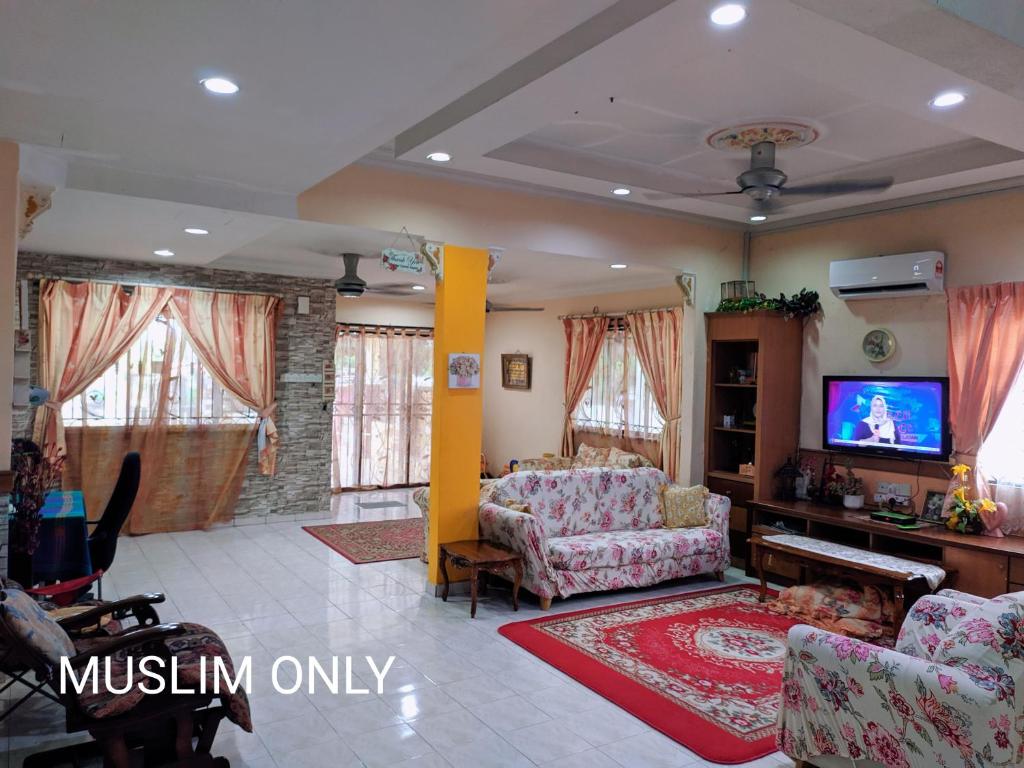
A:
[498,585,797,764]
[303,518,422,564]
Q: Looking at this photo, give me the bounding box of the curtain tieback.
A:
[42,401,63,412]
[256,403,279,467]
[663,416,682,425]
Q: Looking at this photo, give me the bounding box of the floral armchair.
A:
[777,588,1024,768]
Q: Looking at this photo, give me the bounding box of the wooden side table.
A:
[439,540,523,618]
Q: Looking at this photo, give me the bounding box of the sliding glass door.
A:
[331,325,433,489]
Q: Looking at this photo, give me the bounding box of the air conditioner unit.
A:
[829,251,945,300]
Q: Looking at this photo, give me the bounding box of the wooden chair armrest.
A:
[58,593,166,631]
[68,623,187,668]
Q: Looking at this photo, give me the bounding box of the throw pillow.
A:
[608,446,645,468]
[503,498,533,515]
[577,443,612,467]
[0,587,76,665]
[660,484,709,528]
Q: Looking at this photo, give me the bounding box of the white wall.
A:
[749,188,1024,449]
[335,295,434,327]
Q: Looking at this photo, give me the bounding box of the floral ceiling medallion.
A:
[707,122,818,151]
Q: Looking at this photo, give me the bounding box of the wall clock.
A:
[862,328,896,363]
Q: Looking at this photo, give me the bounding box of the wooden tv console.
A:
[747,498,1024,599]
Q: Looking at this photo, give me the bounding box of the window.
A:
[978,364,1024,485]
[62,314,254,427]
[573,324,664,439]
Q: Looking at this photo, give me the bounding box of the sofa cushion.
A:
[485,467,668,537]
[576,443,612,466]
[547,528,723,571]
[661,484,709,528]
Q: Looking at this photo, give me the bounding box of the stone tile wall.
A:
[13,252,336,524]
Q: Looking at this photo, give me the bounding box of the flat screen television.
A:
[822,376,951,460]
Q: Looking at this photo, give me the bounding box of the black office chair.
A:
[87,452,141,597]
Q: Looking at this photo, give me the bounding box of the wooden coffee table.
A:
[439,540,523,618]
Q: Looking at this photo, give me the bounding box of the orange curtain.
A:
[627,307,683,481]
[947,282,1024,497]
[168,290,282,475]
[32,279,171,454]
[562,317,609,456]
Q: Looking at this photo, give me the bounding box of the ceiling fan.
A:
[332,252,423,298]
[486,299,543,313]
[645,141,893,207]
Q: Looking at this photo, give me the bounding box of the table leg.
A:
[511,561,523,611]
[893,582,906,631]
[440,549,450,602]
[755,544,768,602]
[470,565,479,619]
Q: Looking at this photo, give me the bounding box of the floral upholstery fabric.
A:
[576,443,612,466]
[777,590,1024,767]
[517,456,574,472]
[547,528,723,571]
[768,580,894,643]
[0,587,75,665]
[479,468,730,601]
[764,533,948,590]
[75,622,252,732]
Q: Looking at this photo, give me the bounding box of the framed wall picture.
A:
[922,489,947,523]
[501,353,532,390]
[448,353,480,389]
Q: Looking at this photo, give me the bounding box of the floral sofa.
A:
[478,467,730,608]
[777,588,1024,768]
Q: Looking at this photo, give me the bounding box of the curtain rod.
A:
[558,304,682,320]
[25,274,284,299]
[337,322,434,334]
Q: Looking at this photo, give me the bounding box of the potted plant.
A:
[8,441,65,586]
[842,466,865,510]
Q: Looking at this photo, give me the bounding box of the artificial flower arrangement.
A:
[10,442,66,556]
[945,463,994,535]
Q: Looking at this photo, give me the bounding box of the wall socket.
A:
[874,480,912,506]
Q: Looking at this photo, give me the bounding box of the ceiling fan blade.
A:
[783,177,894,196]
[644,190,744,202]
[489,305,545,312]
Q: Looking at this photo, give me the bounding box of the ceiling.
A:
[5,0,1024,246]
[20,188,676,302]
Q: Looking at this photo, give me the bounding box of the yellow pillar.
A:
[0,141,19,474]
[426,244,488,586]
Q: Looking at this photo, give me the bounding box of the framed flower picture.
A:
[448,353,480,389]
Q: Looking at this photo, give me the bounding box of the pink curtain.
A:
[562,317,609,456]
[168,290,282,475]
[627,307,683,481]
[32,279,171,454]
[947,282,1024,497]
[331,326,433,489]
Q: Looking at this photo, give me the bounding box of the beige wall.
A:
[335,295,435,327]
[302,164,744,483]
[749,188,1024,450]
[0,142,18,472]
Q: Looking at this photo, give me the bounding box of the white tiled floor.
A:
[4,490,796,768]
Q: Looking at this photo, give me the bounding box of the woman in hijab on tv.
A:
[853,395,900,445]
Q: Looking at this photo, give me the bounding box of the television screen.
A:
[823,376,950,459]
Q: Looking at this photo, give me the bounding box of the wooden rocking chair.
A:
[0,586,246,767]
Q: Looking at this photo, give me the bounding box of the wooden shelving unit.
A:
[703,311,803,568]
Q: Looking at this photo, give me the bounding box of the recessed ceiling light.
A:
[200,77,239,95]
[930,90,965,109]
[153,249,175,258]
[749,215,767,222]
[612,187,631,196]
[710,3,746,26]
[411,284,426,291]
[610,263,628,270]
[183,227,209,235]
[426,152,451,163]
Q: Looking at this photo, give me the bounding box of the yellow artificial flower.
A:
[979,498,998,514]
[951,463,971,482]
[954,487,968,504]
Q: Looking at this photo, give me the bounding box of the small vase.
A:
[843,494,865,510]
[456,374,471,387]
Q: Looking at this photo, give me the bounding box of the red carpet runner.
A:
[303,518,422,564]
[499,585,797,764]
